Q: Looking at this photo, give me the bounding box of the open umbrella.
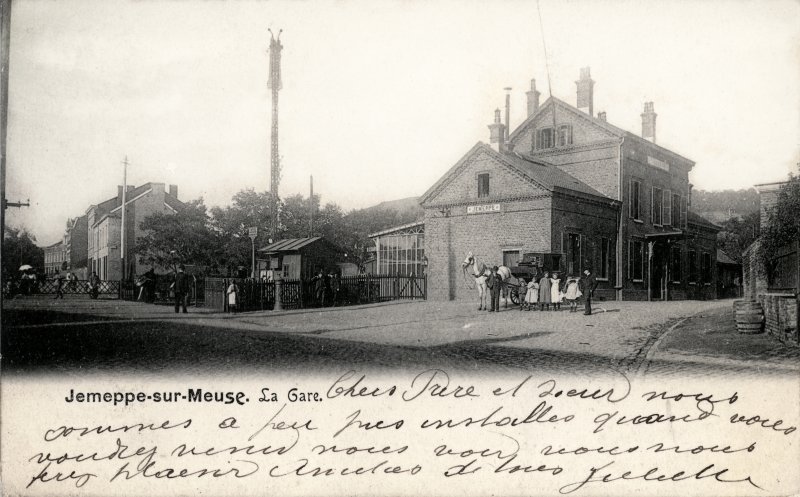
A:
[18,264,33,271]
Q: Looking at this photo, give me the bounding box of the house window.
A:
[557,125,573,146]
[565,233,581,275]
[629,179,641,220]
[702,252,712,284]
[651,187,663,225]
[599,238,611,280]
[477,173,490,198]
[680,195,688,229]
[670,247,682,282]
[688,250,697,283]
[629,240,644,281]
[663,189,672,226]
[536,127,554,149]
[672,193,681,227]
[503,251,521,268]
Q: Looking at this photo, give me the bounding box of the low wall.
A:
[759,293,799,344]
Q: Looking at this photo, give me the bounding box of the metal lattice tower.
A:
[268,29,283,235]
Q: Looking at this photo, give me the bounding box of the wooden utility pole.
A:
[309,175,313,237]
[120,155,129,280]
[1,0,10,307]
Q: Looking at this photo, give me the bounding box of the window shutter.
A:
[680,195,688,228]
[650,187,655,224]
[663,189,672,226]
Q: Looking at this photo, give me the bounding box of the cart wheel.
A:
[510,290,520,305]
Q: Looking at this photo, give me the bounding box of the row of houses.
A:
[43,183,183,280]
[370,68,730,301]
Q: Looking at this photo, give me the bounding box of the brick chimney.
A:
[168,184,178,198]
[641,101,657,143]
[575,67,594,116]
[488,108,506,153]
[117,185,123,200]
[597,111,607,122]
[526,78,541,116]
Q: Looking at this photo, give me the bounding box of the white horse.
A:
[461,252,517,310]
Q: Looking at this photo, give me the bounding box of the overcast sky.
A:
[5,0,799,245]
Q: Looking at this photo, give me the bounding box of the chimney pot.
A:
[169,184,178,198]
[488,108,507,153]
[575,67,595,116]
[526,78,541,116]
[598,111,607,122]
[117,185,123,199]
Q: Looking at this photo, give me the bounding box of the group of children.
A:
[519,271,583,312]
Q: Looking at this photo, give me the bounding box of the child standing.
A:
[524,276,539,311]
[226,281,240,313]
[550,271,563,311]
[563,276,583,312]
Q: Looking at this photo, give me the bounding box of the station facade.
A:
[420,68,719,302]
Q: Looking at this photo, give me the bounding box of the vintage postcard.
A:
[1,1,798,496]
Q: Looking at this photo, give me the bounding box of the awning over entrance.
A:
[643,230,685,241]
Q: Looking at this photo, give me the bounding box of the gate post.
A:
[274,274,284,311]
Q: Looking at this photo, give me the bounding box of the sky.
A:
[5,0,800,245]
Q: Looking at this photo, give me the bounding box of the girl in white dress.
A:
[523,277,539,311]
[563,276,583,312]
[550,272,563,311]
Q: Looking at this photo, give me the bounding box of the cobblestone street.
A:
[2,296,797,379]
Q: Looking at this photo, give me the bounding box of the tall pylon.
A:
[268,28,283,237]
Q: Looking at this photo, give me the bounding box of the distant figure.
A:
[89,272,100,299]
[538,271,551,311]
[67,272,78,293]
[173,264,190,313]
[312,270,327,307]
[487,266,501,313]
[579,268,598,316]
[550,271,563,311]
[523,276,539,311]
[226,280,240,313]
[563,276,582,313]
[53,270,65,299]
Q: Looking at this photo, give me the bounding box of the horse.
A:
[461,252,519,310]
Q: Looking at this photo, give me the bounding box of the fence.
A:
[120,275,205,305]
[5,279,121,297]
[204,274,427,312]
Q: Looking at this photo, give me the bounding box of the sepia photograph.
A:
[1,0,798,495]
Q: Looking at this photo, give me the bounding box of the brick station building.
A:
[421,68,719,302]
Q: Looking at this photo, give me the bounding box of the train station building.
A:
[420,68,720,302]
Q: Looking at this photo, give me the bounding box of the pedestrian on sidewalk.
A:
[172,264,190,314]
[563,275,582,312]
[226,280,240,313]
[488,266,501,312]
[89,272,100,299]
[538,271,551,311]
[579,268,598,316]
[53,270,65,299]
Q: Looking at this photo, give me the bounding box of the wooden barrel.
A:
[735,301,764,334]
[734,300,761,311]
[737,322,764,334]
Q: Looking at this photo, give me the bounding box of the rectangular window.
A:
[688,250,697,283]
[651,187,663,225]
[503,251,520,268]
[557,125,573,147]
[565,233,581,275]
[663,189,672,226]
[629,179,641,220]
[702,252,712,284]
[670,247,682,282]
[477,173,490,198]
[680,195,688,229]
[599,238,611,280]
[672,193,681,227]
[537,128,554,149]
[629,240,644,281]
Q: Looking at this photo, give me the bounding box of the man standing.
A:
[488,266,502,313]
[52,270,64,299]
[173,264,190,314]
[579,268,598,315]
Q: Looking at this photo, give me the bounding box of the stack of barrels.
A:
[734,300,764,334]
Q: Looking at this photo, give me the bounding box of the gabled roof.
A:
[419,142,610,206]
[87,182,184,216]
[509,96,695,167]
[687,210,722,231]
[716,249,739,266]
[259,237,323,252]
[368,221,425,238]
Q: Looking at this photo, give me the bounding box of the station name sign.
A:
[467,203,501,214]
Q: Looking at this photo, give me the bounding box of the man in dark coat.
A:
[579,268,598,316]
[173,264,191,313]
[488,266,502,312]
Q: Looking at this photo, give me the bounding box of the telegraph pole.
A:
[309,175,314,237]
[120,155,129,281]
[267,29,283,239]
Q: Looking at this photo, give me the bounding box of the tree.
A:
[760,173,800,270]
[717,210,760,262]
[2,226,44,278]
[135,198,221,273]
